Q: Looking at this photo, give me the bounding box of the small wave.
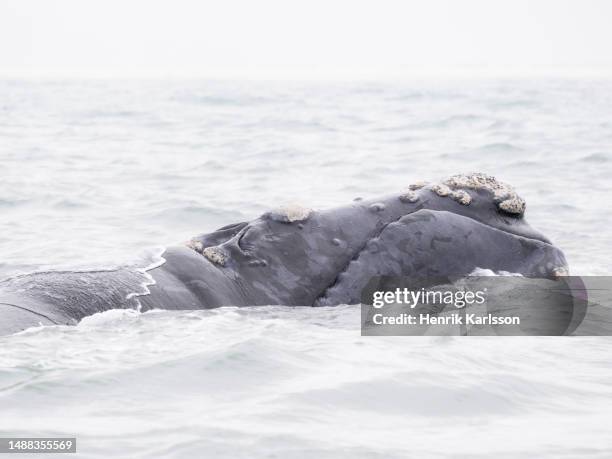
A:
[0,197,30,207]
[391,135,417,144]
[580,152,611,163]
[387,91,425,101]
[51,198,88,209]
[186,96,238,105]
[437,114,486,126]
[489,99,538,109]
[546,203,581,212]
[474,142,524,153]
[171,92,275,107]
[83,109,144,118]
[144,206,245,225]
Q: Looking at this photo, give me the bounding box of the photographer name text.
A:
[372,312,520,326]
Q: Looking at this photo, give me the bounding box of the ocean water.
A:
[0,79,611,458]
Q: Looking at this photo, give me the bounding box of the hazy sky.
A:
[1,0,611,79]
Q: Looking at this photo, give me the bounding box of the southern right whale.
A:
[0,173,569,335]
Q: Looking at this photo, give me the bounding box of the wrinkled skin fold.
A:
[0,174,568,335]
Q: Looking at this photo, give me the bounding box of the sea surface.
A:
[0,79,611,458]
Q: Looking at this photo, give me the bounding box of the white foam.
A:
[79,308,142,327]
[469,267,523,277]
[124,246,167,311]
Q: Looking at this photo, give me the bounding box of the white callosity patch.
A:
[268,204,313,223]
[498,197,527,215]
[202,246,228,266]
[408,181,429,190]
[442,172,526,216]
[431,183,451,197]
[398,189,419,203]
[450,189,472,206]
[185,239,204,253]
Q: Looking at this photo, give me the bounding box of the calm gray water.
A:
[0,79,611,458]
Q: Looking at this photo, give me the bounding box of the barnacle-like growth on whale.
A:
[408,181,429,190]
[442,172,526,216]
[450,189,472,206]
[431,183,451,197]
[267,204,313,223]
[186,239,204,253]
[399,189,419,203]
[498,197,526,215]
[202,246,228,266]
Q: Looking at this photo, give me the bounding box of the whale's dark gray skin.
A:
[0,174,569,335]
